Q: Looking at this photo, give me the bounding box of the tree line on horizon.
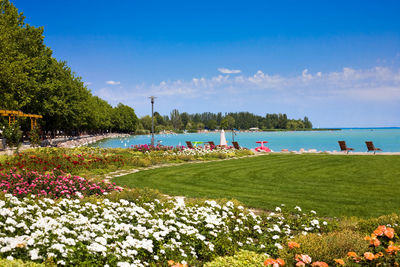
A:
[0,0,138,136]
[138,110,313,133]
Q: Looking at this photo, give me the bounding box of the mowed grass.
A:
[114,154,400,218]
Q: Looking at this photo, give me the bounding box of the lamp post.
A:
[149,96,157,146]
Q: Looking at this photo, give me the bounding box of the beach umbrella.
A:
[220,129,227,147]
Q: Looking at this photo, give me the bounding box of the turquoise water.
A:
[92,128,400,152]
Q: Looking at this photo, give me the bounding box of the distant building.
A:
[249,127,260,131]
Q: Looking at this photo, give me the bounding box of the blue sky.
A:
[12,0,400,127]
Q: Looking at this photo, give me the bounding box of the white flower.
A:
[272,235,280,240]
[95,236,107,246]
[274,243,283,249]
[88,242,107,253]
[117,262,131,267]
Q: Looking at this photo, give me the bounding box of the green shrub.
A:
[357,213,400,234]
[28,127,41,147]
[135,129,150,135]
[0,258,46,267]
[204,250,266,267]
[3,123,22,149]
[279,229,369,265]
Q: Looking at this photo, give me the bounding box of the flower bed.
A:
[0,147,253,179]
[163,146,250,157]
[129,144,184,153]
[0,195,329,266]
[0,169,122,198]
[269,224,400,266]
[0,148,127,176]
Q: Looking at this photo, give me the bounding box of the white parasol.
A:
[220,129,227,147]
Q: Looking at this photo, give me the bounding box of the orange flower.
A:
[373,238,381,247]
[295,262,305,267]
[264,258,276,266]
[311,262,329,267]
[374,225,386,236]
[364,252,375,261]
[375,252,384,258]
[295,254,312,264]
[288,241,300,249]
[347,251,357,258]
[168,260,175,266]
[384,227,395,239]
[386,244,400,254]
[264,258,285,266]
[276,258,285,266]
[334,259,345,265]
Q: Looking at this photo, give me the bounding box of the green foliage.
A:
[206,119,218,130]
[0,258,46,267]
[204,250,266,267]
[162,110,313,131]
[170,109,182,129]
[2,123,22,148]
[221,115,235,129]
[112,103,138,133]
[0,0,138,134]
[357,213,400,234]
[140,115,152,131]
[279,229,369,265]
[28,127,40,147]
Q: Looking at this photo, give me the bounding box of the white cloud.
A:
[218,68,241,74]
[302,69,313,81]
[97,67,400,101]
[84,81,92,86]
[106,80,121,85]
[94,66,400,116]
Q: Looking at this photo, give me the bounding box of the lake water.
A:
[91,128,400,152]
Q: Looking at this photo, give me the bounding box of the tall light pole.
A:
[149,96,157,146]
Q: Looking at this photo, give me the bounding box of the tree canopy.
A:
[0,0,138,134]
[140,110,313,132]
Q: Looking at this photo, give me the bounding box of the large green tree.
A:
[112,103,138,133]
[0,0,138,134]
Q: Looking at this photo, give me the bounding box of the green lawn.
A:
[114,154,400,218]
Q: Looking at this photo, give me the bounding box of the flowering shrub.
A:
[0,195,330,266]
[130,144,184,153]
[0,148,127,176]
[0,168,122,198]
[0,147,252,179]
[345,225,400,265]
[164,146,251,158]
[277,225,400,266]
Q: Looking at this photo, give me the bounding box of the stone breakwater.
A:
[56,133,130,148]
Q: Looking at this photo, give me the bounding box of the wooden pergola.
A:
[0,110,43,130]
